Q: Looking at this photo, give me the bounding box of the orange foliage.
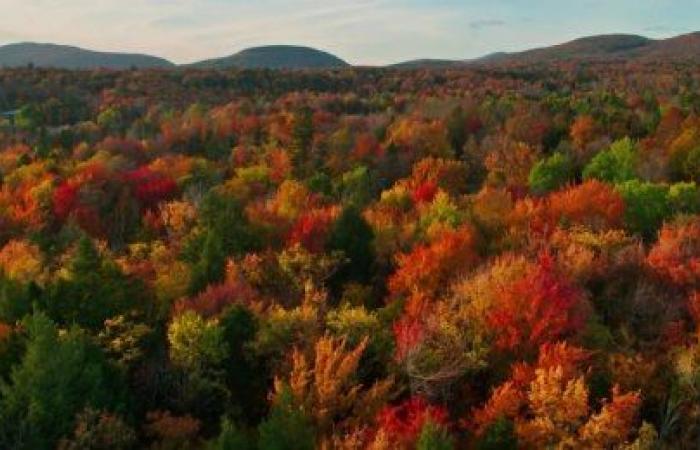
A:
[570,115,598,151]
[647,217,700,289]
[388,226,480,300]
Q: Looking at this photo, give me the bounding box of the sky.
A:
[0,0,699,65]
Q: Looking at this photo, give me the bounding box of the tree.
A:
[373,396,449,448]
[528,152,573,195]
[168,311,227,374]
[290,106,314,179]
[0,312,126,450]
[42,236,143,331]
[275,336,392,447]
[57,408,137,450]
[258,387,315,450]
[583,137,638,183]
[476,417,518,450]
[327,205,376,287]
[389,226,480,300]
[207,419,254,450]
[486,253,589,353]
[616,180,670,239]
[189,230,227,295]
[416,421,454,450]
[446,106,467,158]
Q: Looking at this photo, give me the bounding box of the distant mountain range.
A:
[393,32,700,68]
[1,32,699,70]
[0,43,174,69]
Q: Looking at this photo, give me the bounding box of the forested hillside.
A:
[0,60,698,449]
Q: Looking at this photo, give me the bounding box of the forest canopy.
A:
[0,60,699,449]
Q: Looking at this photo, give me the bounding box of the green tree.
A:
[42,236,143,331]
[0,312,127,450]
[476,417,518,450]
[668,182,700,215]
[207,419,254,450]
[583,137,638,183]
[337,165,375,208]
[189,230,226,295]
[616,180,670,239]
[416,421,455,450]
[0,275,38,324]
[447,105,467,158]
[528,152,573,195]
[290,106,314,179]
[327,206,375,288]
[168,311,227,374]
[257,386,315,450]
[219,306,266,422]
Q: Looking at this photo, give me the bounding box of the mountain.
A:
[474,32,700,66]
[0,42,174,69]
[190,45,349,69]
[390,32,700,68]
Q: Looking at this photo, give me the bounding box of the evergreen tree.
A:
[257,387,315,450]
[0,312,127,450]
[327,206,376,287]
[290,106,314,179]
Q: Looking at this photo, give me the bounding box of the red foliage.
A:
[0,322,11,342]
[287,207,338,253]
[393,314,425,363]
[124,166,178,208]
[487,252,589,352]
[52,182,79,221]
[376,396,449,446]
[173,278,258,319]
[411,181,438,204]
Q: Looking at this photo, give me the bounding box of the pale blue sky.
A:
[1,0,698,65]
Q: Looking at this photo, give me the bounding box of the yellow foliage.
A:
[0,239,44,284]
[275,335,393,446]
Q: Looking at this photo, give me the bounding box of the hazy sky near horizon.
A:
[0,0,699,65]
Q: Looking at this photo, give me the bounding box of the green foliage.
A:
[337,165,375,208]
[0,312,127,450]
[668,181,700,215]
[168,311,228,374]
[188,190,258,294]
[616,180,670,239]
[583,137,638,183]
[189,230,226,295]
[476,417,518,450]
[681,145,700,182]
[198,190,258,256]
[207,419,254,450]
[219,306,267,422]
[0,276,37,323]
[257,387,315,450]
[447,105,467,158]
[42,236,143,330]
[528,152,573,194]
[416,421,455,450]
[290,106,314,179]
[327,205,375,287]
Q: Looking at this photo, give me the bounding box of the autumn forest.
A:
[0,59,699,449]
